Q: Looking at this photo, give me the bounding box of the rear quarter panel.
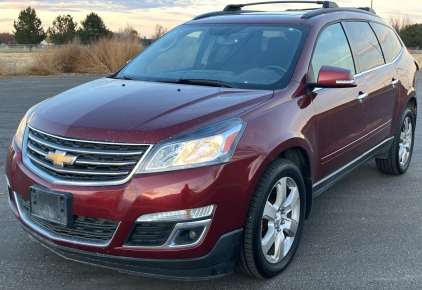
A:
[394,48,418,130]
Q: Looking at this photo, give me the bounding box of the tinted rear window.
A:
[343,21,385,73]
[371,23,402,63]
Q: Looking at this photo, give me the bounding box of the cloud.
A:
[0,0,202,12]
[1,0,421,36]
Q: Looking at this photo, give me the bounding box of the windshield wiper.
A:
[179,79,238,88]
[114,76,238,88]
[114,75,142,81]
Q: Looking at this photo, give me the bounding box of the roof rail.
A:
[302,7,378,18]
[223,1,338,12]
[358,7,376,14]
[193,10,259,20]
[192,2,377,21]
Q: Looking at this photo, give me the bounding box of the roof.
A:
[190,1,378,23]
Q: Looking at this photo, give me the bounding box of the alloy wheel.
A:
[399,116,413,166]
[261,177,300,263]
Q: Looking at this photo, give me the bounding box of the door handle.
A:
[391,79,399,86]
[357,92,368,103]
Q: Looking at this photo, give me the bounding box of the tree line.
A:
[389,16,422,49]
[4,7,167,46]
[401,25,422,49]
[6,7,422,49]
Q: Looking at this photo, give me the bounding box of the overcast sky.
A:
[0,0,421,37]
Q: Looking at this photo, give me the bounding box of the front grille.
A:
[125,223,176,247]
[24,127,151,184]
[21,197,119,242]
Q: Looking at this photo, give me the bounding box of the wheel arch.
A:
[267,138,314,219]
[406,96,417,122]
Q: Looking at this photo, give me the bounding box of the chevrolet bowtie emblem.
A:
[46,150,77,167]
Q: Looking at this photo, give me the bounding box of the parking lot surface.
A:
[0,73,421,290]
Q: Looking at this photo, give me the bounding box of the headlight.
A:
[15,103,40,150]
[136,205,215,222]
[136,118,246,173]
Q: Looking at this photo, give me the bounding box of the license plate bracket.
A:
[29,185,74,226]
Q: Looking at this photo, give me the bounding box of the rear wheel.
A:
[237,159,305,278]
[376,107,415,175]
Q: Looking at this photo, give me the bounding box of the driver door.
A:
[309,23,371,181]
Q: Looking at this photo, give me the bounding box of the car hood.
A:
[29,78,273,144]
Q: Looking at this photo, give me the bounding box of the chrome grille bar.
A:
[28,132,145,156]
[27,154,130,176]
[23,126,153,186]
[28,143,138,167]
[28,142,47,157]
[75,159,138,166]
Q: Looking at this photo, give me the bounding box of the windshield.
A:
[116,24,309,90]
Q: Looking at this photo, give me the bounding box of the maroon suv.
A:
[5,1,418,280]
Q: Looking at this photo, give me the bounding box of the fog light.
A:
[171,223,208,247]
[189,230,197,239]
[128,206,215,249]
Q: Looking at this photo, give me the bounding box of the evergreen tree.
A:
[77,12,111,45]
[400,23,422,49]
[13,7,46,44]
[47,14,77,45]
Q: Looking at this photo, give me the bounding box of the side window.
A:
[309,23,355,82]
[371,23,402,63]
[343,22,385,72]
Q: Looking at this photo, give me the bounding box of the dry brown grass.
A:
[0,52,36,75]
[28,37,144,76]
[75,37,143,74]
[28,45,80,76]
[0,58,7,76]
[412,53,422,64]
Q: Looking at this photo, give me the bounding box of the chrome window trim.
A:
[22,126,154,187]
[123,219,211,249]
[14,192,120,247]
[310,46,403,91]
[354,47,403,77]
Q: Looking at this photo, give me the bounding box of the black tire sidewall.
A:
[252,162,306,278]
[394,108,416,173]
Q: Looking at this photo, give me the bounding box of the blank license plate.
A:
[29,185,74,226]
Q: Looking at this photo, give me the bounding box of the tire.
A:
[236,159,306,278]
[376,107,415,175]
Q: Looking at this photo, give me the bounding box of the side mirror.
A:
[309,65,357,89]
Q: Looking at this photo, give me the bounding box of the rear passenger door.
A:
[371,22,403,135]
[342,21,398,149]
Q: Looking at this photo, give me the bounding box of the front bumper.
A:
[24,222,242,280]
[6,139,266,279]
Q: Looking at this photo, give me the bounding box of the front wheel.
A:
[237,159,306,278]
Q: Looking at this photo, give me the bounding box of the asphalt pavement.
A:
[0,73,421,290]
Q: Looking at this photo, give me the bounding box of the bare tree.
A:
[389,15,412,33]
[0,32,16,44]
[389,16,400,33]
[116,23,140,42]
[401,15,412,30]
[151,24,167,43]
